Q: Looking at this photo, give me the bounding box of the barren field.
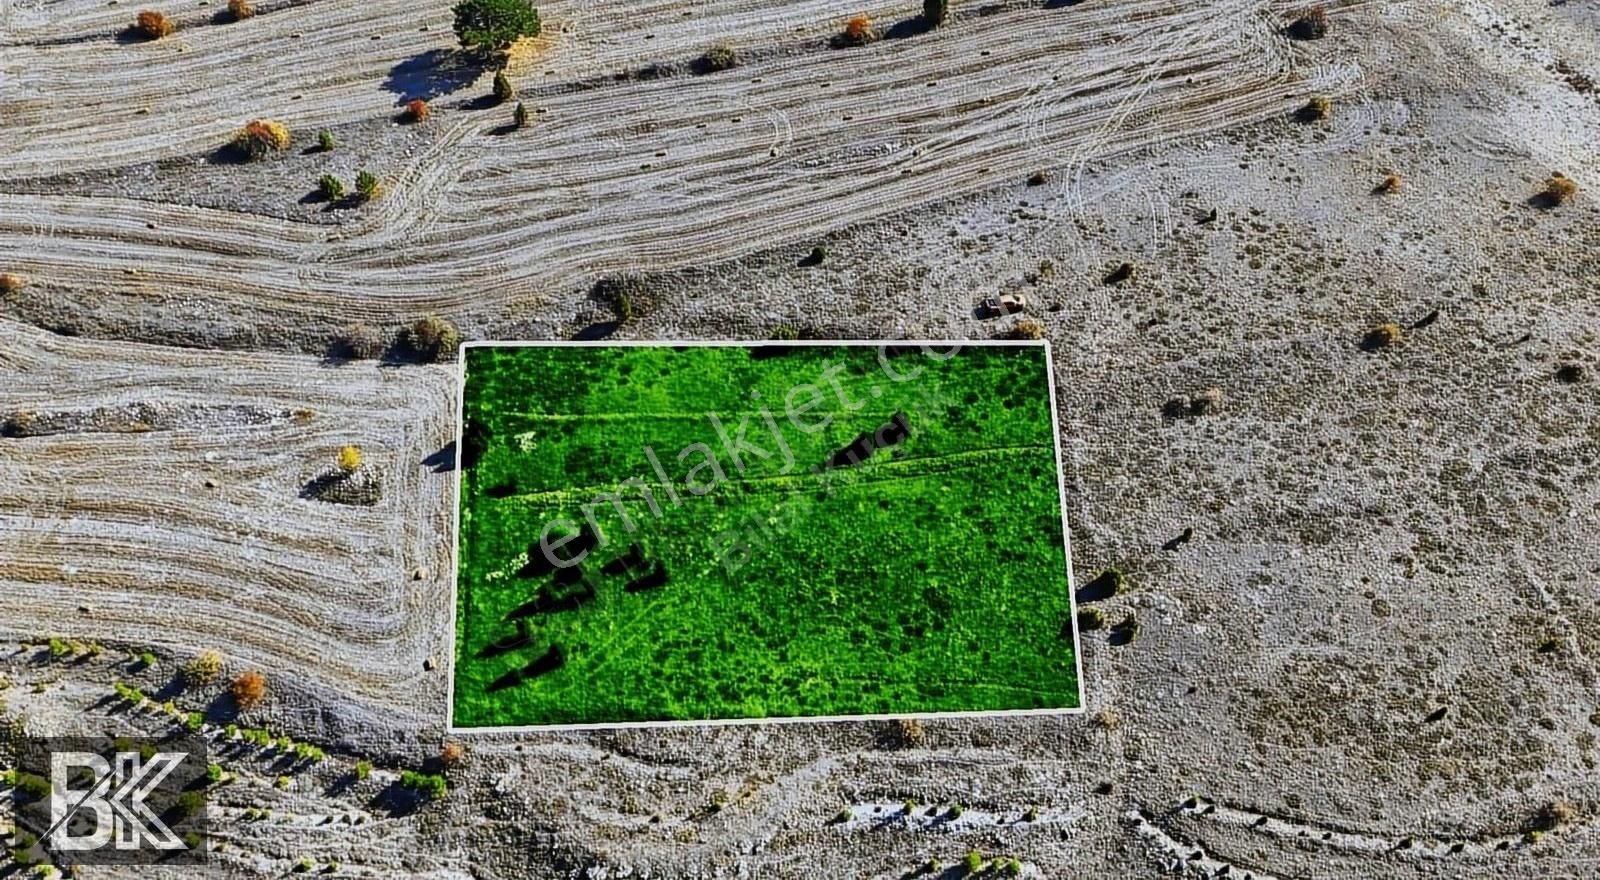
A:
[2,0,1599,876]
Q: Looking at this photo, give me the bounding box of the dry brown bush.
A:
[134,10,175,39]
[232,669,268,709]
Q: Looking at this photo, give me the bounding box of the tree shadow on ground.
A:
[1074,570,1122,604]
[572,320,619,341]
[423,442,457,474]
[383,49,486,103]
[882,16,934,40]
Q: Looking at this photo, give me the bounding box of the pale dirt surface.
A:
[2,0,1599,877]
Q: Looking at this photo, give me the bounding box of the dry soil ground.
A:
[1,0,1598,877]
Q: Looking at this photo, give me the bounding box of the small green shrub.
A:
[206,763,225,784]
[318,175,345,201]
[514,101,530,129]
[355,170,381,201]
[400,770,447,799]
[493,70,514,103]
[355,760,372,780]
[15,772,51,799]
[963,849,984,874]
[924,0,948,27]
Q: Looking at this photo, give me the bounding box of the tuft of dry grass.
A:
[134,10,175,39]
[1007,319,1045,340]
[1190,387,1225,415]
[184,650,224,686]
[440,742,466,766]
[332,322,388,360]
[1542,173,1578,206]
[702,41,740,72]
[888,718,927,749]
[407,315,462,362]
[227,0,254,21]
[232,119,290,159]
[1093,707,1122,730]
[1377,172,1403,194]
[1300,96,1332,121]
[231,669,268,709]
[405,99,431,123]
[1362,322,1403,350]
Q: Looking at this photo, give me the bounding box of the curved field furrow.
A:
[0,316,457,721]
[0,0,1328,329]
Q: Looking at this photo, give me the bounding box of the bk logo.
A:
[47,750,189,852]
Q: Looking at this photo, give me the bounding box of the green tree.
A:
[452,0,541,51]
[514,101,530,129]
[924,0,948,27]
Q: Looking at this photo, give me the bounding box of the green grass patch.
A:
[452,343,1078,727]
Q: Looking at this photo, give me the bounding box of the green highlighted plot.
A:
[451,343,1079,728]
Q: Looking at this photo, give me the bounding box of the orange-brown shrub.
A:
[232,119,291,158]
[231,670,268,709]
[842,14,877,44]
[1543,174,1578,205]
[134,10,175,39]
[406,99,431,123]
[228,0,255,20]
